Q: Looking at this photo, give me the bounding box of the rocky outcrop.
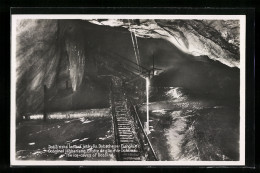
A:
[87,19,240,67]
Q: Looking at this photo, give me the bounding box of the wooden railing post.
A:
[43,85,47,121]
[66,80,68,89]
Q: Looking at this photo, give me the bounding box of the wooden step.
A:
[118,128,131,131]
[117,117,128,119]
[120,139,134,143]
[116,111,126,112]
[117,127,131,130]
[118,126,131,129]
[119,132,132,135]
[118,123,131,126]
[118,131,132,134]
[117,113,127,116]
[117,119,128,121]
[117,121,130,124]
[115,110,127,113]
[116,117,129,123]
[116,117,127,120]
[116,115,127,117]
[118,123,130,125]
[120,138,134,141]
[119,134,133,137]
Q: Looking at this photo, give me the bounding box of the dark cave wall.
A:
[15,20,113,118]
[16,19,59,118]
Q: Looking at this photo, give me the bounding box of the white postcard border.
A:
[11,14,246,166]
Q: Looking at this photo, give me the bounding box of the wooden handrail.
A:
[130,101,159,161]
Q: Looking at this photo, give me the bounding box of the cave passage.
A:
[15,19,240,161]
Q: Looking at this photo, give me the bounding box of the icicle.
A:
[65,40,85,91]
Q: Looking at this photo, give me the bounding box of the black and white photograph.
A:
[10,15,246,166]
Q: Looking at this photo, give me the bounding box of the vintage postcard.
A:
[11,14,246,166]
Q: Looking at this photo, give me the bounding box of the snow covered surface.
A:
[16,116,115,161]
[25,108,110,120]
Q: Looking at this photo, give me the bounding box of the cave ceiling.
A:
[15,19,240,115]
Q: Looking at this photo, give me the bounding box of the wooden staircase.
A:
[111,77,143,161]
